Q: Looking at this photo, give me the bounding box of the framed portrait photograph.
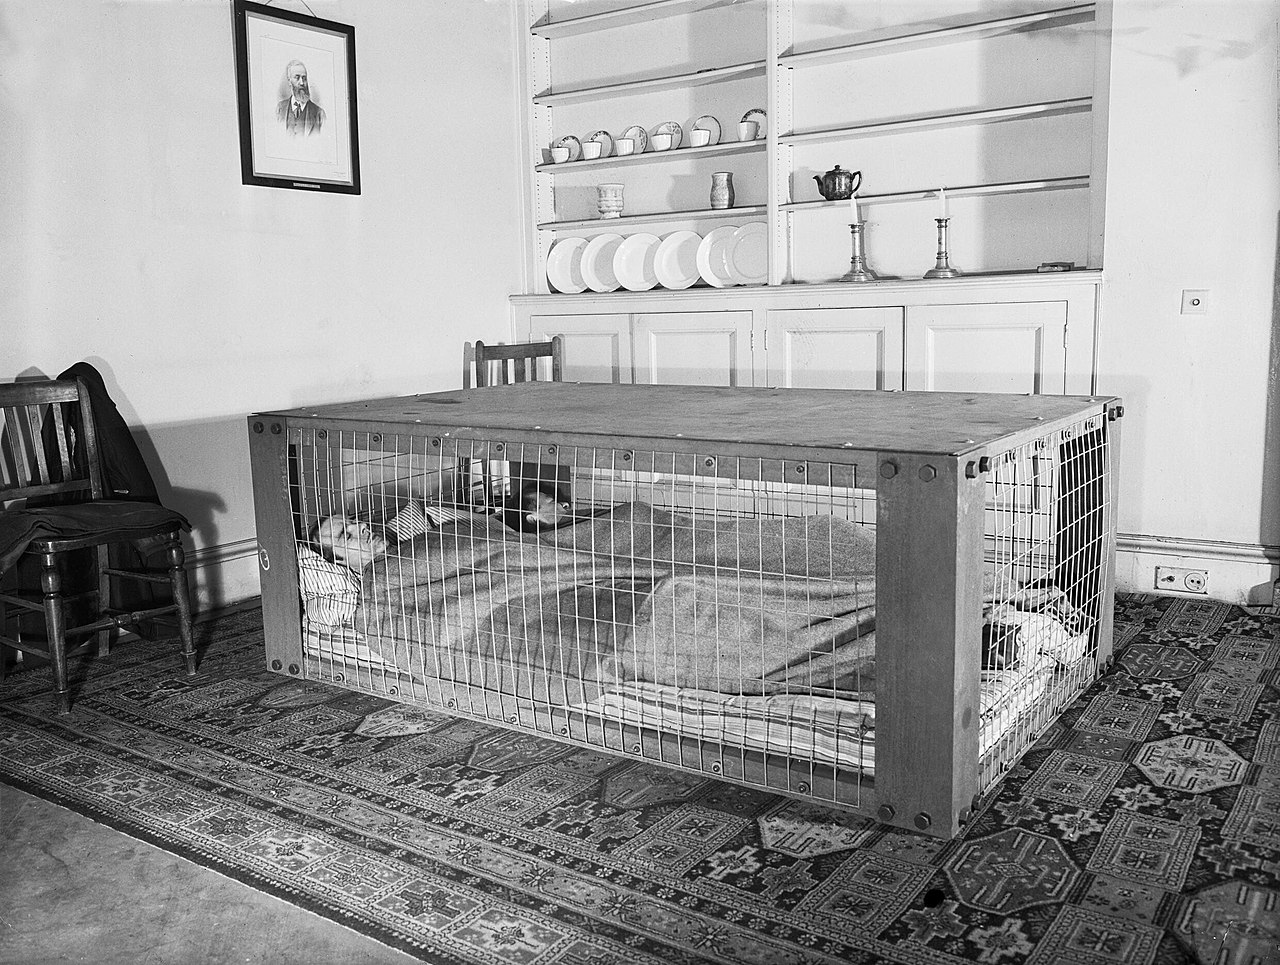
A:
[232,0,360,193]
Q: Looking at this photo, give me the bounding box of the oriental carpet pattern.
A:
[1,595,1278,965]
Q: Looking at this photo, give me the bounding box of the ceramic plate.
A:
[554,134,582,160]
[654,230,702,289]
[612,232,661,291]
[692,114,721,145]
[696,225,739,288]
[653,120,683,149]
[724,222,768,285]
[585,130,613,158]
[621,125,649,154]
[580,233,624,293]
[546,237,589,293]
[740,108,767,138]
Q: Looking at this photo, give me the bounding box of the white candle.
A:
[939,186,948,219]
[849,192,859,224]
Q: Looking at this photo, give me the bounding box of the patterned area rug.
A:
[1,595,1277,965]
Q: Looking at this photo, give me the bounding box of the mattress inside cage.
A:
[285,422,1108,806]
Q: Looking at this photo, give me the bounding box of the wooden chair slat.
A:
[29,402,54,485]
[3,405,31,487]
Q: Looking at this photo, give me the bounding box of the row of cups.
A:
[550,127,757,163]
[548,113,765,164]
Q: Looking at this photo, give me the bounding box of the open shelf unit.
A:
[517,0,1112,294]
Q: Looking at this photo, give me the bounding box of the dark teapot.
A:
[813,165,862,201]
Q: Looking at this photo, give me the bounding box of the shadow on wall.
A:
[1261,211,1280,547]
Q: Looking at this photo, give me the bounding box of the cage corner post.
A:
[874,453,985,838]
[247,415,304,676]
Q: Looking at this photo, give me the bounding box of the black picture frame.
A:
[232,0,360,194]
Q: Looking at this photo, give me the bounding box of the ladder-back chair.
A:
[0,378,197,713]
[466,337,565,505]
[472,336,563,387]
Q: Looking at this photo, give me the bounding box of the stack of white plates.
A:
[548,223,769,293]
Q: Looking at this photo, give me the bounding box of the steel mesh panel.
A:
[978,412,1112,790]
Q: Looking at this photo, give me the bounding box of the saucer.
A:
[739,108,767,138]
[584,130,613,157]
[692,114,721,145]
[553,134,582,160]
[653,120,683,149]
[620,125,649,153]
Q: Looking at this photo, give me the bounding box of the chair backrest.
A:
[473,336,563,388]
[0,378,103,504]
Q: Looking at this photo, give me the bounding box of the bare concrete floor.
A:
[0,783,424,965]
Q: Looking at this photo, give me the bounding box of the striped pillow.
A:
[297,546,359,626]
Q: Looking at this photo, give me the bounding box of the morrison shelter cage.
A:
[247,384,1121,839]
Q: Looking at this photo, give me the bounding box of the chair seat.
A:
[3,501,189,566]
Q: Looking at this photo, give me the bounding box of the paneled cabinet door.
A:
[764,308,906,390]
[904,302,1068,395]
[632,311,754,387]
[529,314,633,384]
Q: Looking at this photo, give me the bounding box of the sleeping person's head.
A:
[314,515,388,569]
[504,482,571,532]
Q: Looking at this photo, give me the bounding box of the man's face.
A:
[317,517,386,569]
[288,64,310,100]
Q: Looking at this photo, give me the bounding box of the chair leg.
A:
[95,543,112,656]
[165,537,198,676]
[40,552,71,715]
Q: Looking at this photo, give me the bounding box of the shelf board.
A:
[778,3,1096,68]
[535,139,764,172]
[538,204,767,232]
[780,97,1092,144]
[534,61,765,106]
[779,176,1090,213]
[531,0,743,39]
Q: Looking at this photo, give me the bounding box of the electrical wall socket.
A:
[1180,289,1209,315]
[1155,565,1209,594]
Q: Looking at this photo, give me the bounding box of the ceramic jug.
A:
[813,165,862,201]
[710,172,735,210]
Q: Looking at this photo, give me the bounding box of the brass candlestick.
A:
[839,222,879,283]
[924,217,961,278]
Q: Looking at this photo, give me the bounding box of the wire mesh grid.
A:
[977,411,1112,790]
[281,411,1111,813]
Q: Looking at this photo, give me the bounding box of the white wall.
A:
[1098,0,1280,600]
[1,0,524,607]
[4,0,1279,608]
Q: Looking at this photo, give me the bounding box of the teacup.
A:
[689,128,711,148]
[651,132,673,151]
[738,120,758,141]
[581,141,603,160]
[615,137,635,156]
[550,146,571,163]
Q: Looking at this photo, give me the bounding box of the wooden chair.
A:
[466,337,565,504]
[0,378,197,713]
[472,336,563,387]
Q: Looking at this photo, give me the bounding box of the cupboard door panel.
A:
[904,302,1067,395]
[765,307,905,390]
[633,311,753,387]
[530,314,632,384]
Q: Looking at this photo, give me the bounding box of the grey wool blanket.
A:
[354,502,880,704]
